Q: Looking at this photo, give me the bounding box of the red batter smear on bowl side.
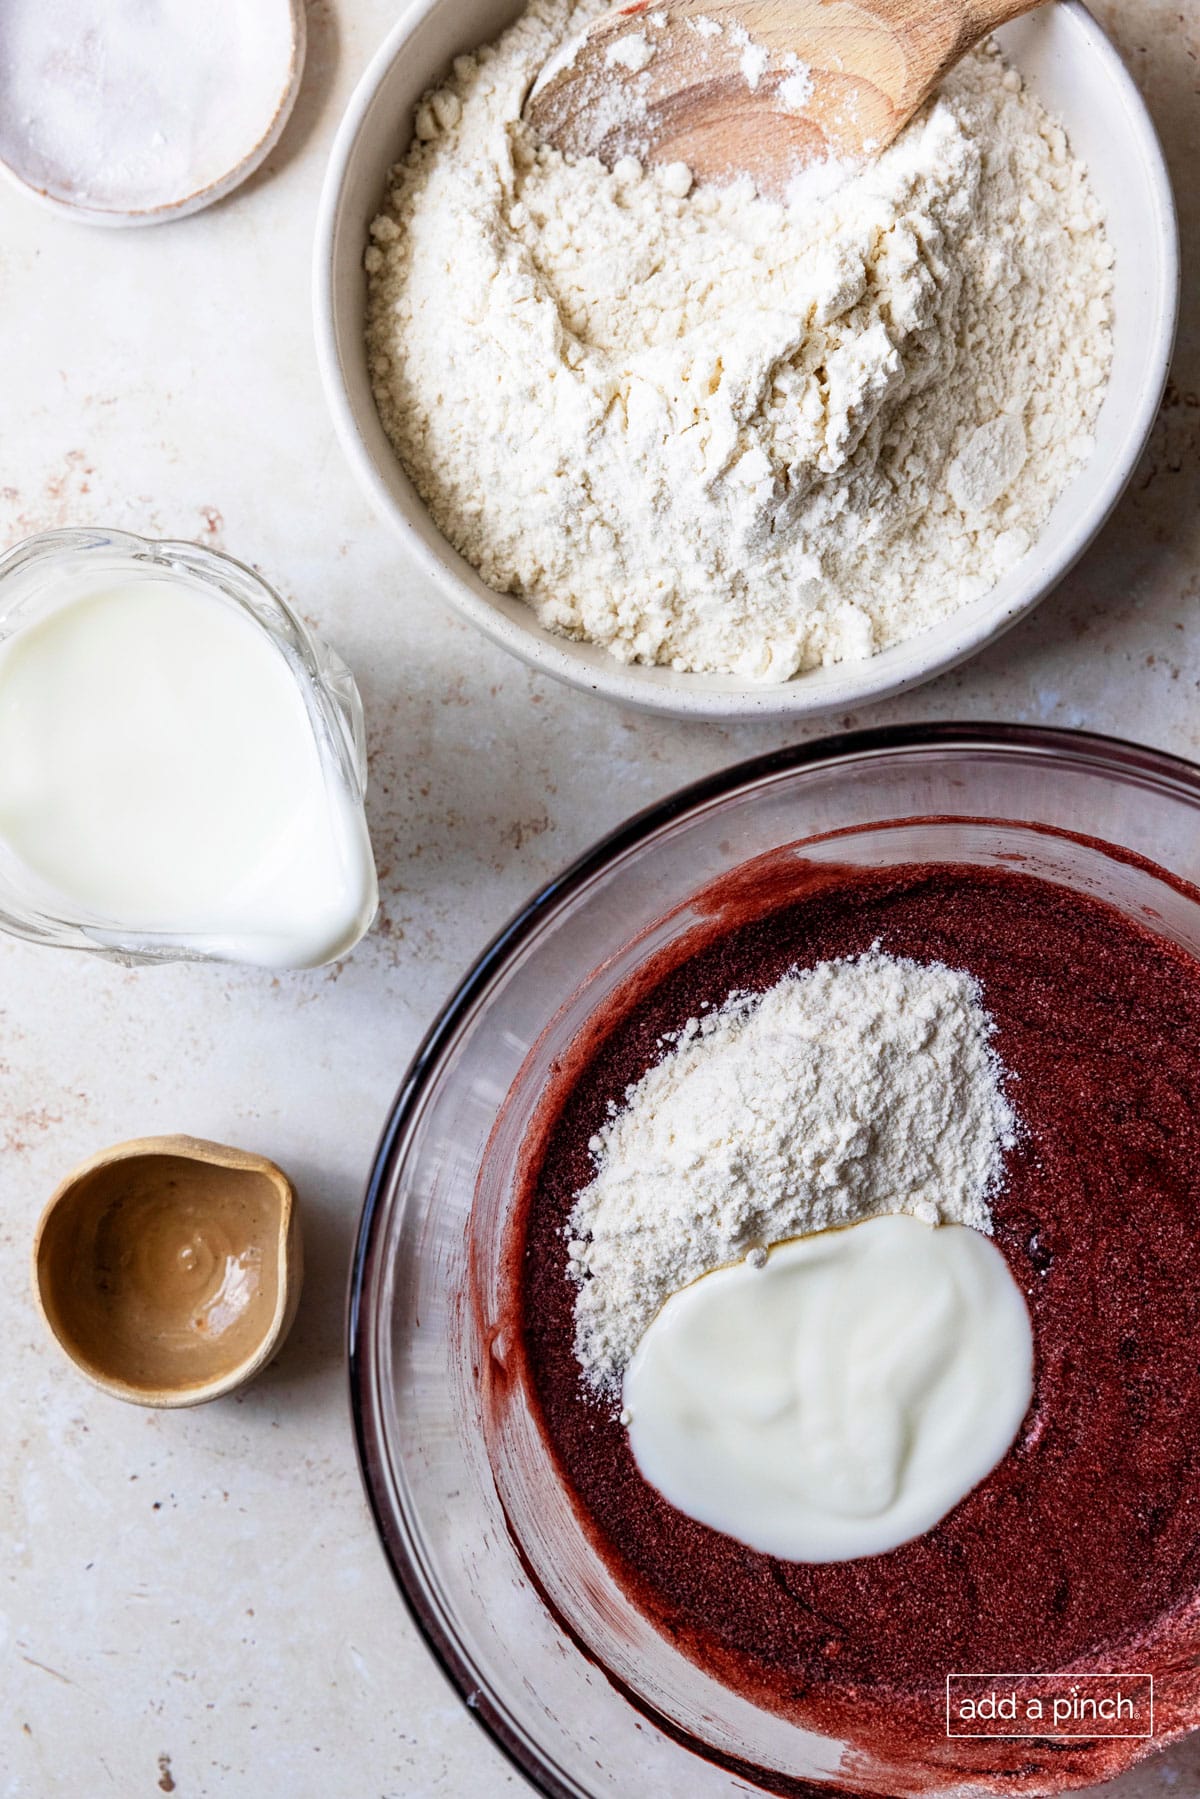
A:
[508,861,1200,1793]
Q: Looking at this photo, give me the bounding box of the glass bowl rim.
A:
[348,719,1200,1798]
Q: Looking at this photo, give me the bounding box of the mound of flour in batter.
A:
[366,0,1112,682]
[565,949,1016,1395]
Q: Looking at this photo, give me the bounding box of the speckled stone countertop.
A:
[1,1,1197,1794]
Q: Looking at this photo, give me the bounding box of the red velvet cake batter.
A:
[509,861,1200,1791]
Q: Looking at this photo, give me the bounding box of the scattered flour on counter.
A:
[366,0,1113,682]
[565,950,1017,1395]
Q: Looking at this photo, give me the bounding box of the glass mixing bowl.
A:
[350,725,1200,1798]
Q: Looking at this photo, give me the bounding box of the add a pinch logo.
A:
[947,1673,1154,1739]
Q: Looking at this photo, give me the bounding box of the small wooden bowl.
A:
[32,1135,302,1407]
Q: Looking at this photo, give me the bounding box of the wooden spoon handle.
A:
[963,0,1053,32]
[840,0,1051,82]
[832,0,1050,112]
[661,0,1050,114]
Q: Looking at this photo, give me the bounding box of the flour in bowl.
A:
[365,0,1112,682]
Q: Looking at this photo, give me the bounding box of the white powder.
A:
[605,30,653,72]
[0,0,296,213]
[734,29,770,91]
[366,0,1113,683]
[947,413,1029,512]
[566,950,1016,1395]
[779,61,814,112]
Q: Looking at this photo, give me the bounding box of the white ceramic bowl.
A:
[315,0,1178,721]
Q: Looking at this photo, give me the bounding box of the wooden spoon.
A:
[526,0,1047,199]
